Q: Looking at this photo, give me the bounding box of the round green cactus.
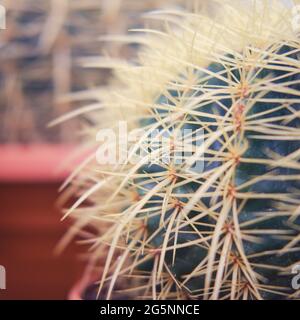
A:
[63,0,300,299]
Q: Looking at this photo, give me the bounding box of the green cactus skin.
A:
[136,43,300,299]
[65,2,300,300]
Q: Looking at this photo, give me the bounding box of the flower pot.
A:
[0,144,77,182]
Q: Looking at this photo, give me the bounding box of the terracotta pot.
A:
[0,144,77,182]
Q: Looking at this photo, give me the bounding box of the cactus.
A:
[64,0,300,300]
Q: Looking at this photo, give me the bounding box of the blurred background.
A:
[0,0,207,300]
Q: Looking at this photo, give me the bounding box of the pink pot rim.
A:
[0,144,78,182]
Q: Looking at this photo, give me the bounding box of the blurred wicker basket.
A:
[0,0,205,144]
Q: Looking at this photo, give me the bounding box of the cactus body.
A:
[65,1,300,300]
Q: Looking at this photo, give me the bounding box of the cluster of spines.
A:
[63,1,300,300]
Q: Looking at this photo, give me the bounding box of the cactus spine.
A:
[64,1,300,299]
